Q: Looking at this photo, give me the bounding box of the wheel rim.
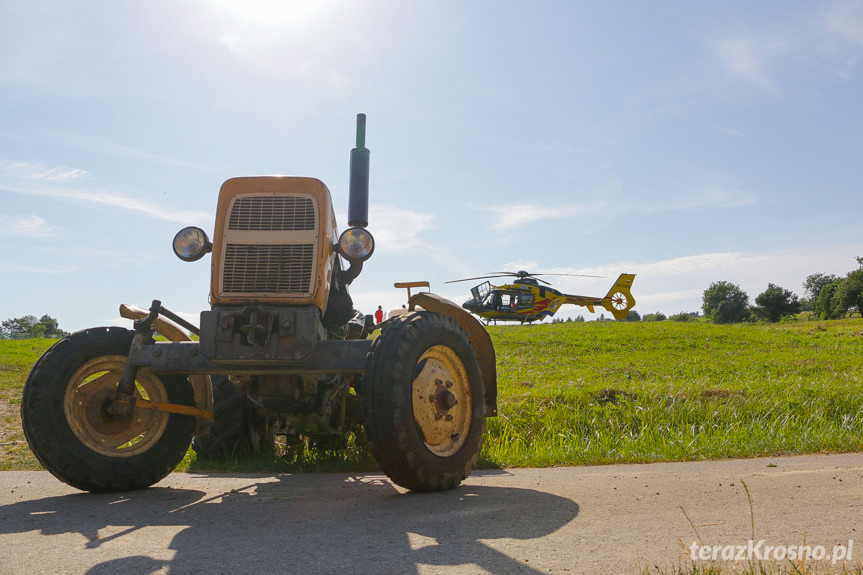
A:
[63,355,170,458]
[411,345,472,457]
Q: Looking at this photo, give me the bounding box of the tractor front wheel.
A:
[21,327,196,492]
[363,312,486,492]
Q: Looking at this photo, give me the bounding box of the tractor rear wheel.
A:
[21,327,196,492]
[363,312,485,491]
[192,375,271,460]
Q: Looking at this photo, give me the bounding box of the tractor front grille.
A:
[222,244,315,295]
[228,196,316,231]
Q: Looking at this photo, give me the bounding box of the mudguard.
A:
[407,292,498,416]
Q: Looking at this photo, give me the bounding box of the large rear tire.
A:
[363,312,485,492]
[192,376,271,461]
[21,327,196,492]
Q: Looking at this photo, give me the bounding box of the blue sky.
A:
[1,0,862,331]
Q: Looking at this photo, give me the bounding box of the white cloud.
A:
[821,0,863,44]
[0,161,211,225]
[477,187,755,231]
[338,204,435,253]
[647,189,758,212]
[1,162,89,183]
[712,1,863,91]
[0,263,77,274]
[0,215,60,237]
[502,246,861,319]
[476,202,608,231]
[715,35,787,92]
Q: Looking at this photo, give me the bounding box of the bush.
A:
[643,312,666,322]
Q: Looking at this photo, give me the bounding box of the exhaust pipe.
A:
[347,113,370,228]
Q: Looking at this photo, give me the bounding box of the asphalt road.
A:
[1,453,862,574]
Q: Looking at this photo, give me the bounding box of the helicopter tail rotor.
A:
[600,274,636,320]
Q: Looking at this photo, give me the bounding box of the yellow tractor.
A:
[21,115,497,493]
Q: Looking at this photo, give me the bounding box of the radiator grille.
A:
[222,244,315,294]
[228,196,315,231]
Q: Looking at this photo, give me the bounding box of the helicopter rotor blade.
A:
[445,270,607,284]
[533,273,607,279]
[444,274,515,284]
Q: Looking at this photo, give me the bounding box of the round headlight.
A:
[173,227,212,262]
[337,227,375,262]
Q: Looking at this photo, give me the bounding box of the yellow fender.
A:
[119,304,213,434]
[407,292,498,416]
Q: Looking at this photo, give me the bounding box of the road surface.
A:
[1,452,862,574]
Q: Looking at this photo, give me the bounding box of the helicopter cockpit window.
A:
[471,281,492,303]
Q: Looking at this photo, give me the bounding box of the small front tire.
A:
[21,327,196,492]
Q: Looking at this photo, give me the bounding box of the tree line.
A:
[700,256,863,324]
[0,315,69,339]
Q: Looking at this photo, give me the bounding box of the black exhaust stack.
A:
[347,113,370,228]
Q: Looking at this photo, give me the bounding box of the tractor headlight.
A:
[173,226,212,262]
[337,227,375,262]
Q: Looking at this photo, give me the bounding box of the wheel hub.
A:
[84,389,133,435]
[411,345,472,457]
[432,383,458,412]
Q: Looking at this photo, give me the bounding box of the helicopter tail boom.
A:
[562,273,636,320]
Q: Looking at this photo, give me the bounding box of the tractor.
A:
[21,114,497,493]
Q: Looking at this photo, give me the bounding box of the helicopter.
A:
[446,270,636,324]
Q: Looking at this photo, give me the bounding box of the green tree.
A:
[836,269,863,317]
[702,281,750,324]
[1,315,38,337]
[751,283,801,322]
[625,310,641,322]
[802,273,838,310]
[814,279,846,319]
[813,258,863,320]
[0,314,68,339]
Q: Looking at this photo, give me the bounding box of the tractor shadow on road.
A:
[0,472,580,574]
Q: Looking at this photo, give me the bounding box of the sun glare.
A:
[209,0,339,30]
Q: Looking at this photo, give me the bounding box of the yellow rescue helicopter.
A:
[446,271,636,324]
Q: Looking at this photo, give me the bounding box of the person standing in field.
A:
[374,305,383,324]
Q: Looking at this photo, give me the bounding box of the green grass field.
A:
[2,317,862,472]
[0,338,54,470]
[486,318,863,466]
